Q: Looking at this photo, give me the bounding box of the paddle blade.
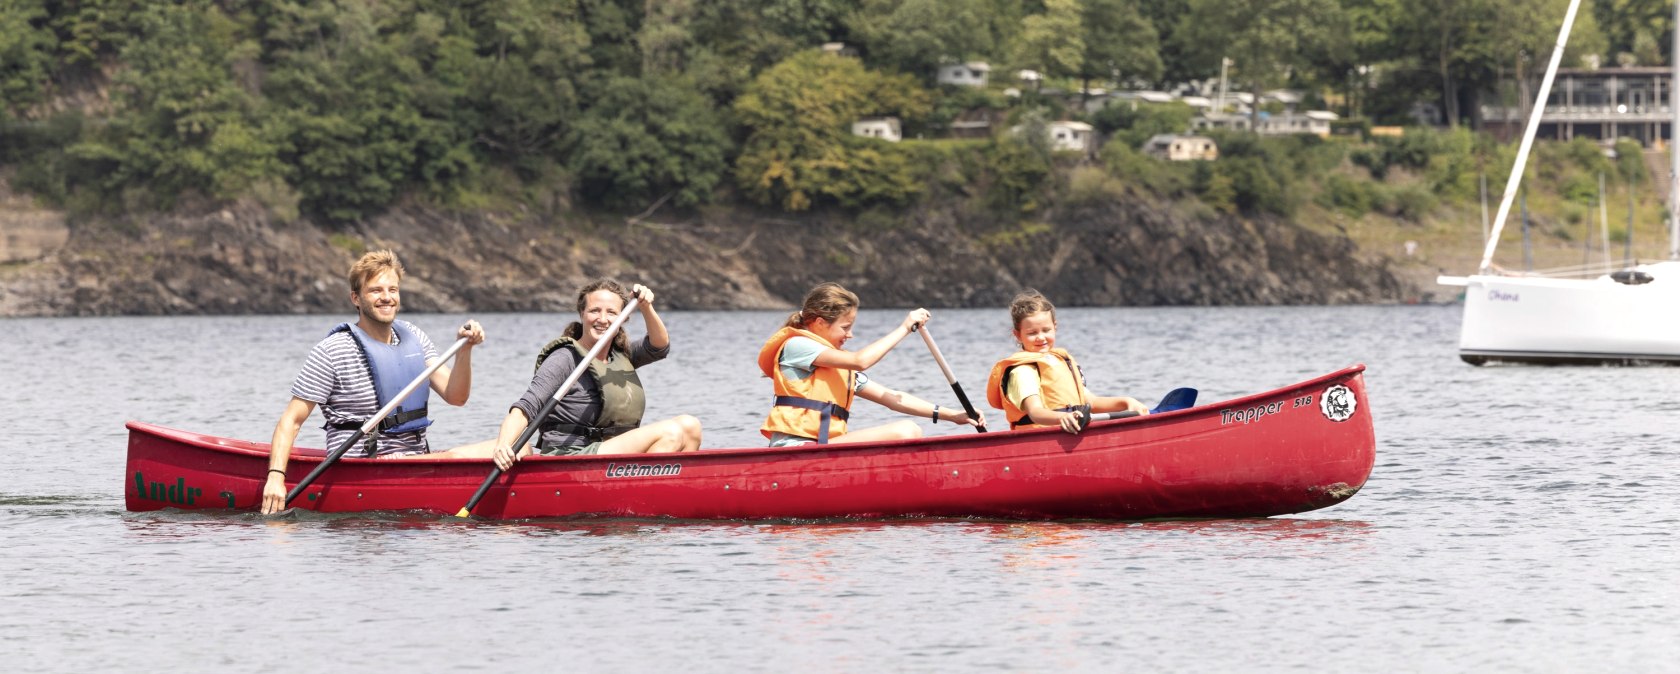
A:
[1151,388,1198,413]
[454,507,471,518]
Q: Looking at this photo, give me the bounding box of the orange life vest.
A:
[758,326,856,443]
[986,349,1090,429]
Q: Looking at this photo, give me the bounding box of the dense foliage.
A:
[0,0,1666,223]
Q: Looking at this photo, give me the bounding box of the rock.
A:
[0,196,1409,317]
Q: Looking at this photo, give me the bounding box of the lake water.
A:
[2,305,1676,672]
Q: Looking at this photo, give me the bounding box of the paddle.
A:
[1151,387,1198,413]
[913,324,987,433]
[1091,388,1199,422]
[455,297,642,518]
[283,334,472,507]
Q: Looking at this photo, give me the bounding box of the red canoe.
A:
[125,365,1375,520]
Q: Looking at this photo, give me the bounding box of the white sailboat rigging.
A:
[1437,0,1680,365]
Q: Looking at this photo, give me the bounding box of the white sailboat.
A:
[1437,0,1680,365]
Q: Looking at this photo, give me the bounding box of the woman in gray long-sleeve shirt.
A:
[491,280,702,469]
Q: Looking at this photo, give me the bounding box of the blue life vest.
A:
[330,321,432,435]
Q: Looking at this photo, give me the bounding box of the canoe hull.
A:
[125,366,1375,521]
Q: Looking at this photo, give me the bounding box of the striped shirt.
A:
[289,320,440,457]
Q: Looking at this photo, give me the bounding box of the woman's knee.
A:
[892,420,922,440]
[675,415,702,443]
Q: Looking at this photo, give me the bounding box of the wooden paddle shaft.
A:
[917,325,987,433]
[918,326,959,383]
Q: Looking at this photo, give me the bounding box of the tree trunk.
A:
[1439,21,1458,127]
[1250,83,1263,132]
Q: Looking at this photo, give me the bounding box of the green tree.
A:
[845,0,995,78]
[1091,101,1195,148]
[1137,0,1195,86]
[570,75,731,209]
[0,0,57,117]
[1076,0,1161,97]
[70,3,275,204]
[638,0,694,76]
[257,0,475,221]
[1594,0,1669,65]
[1015,0,1085,83]
[734,49,931,210]
[1385,0,1606,128]
[689,0,849,78]
[450,0,592,172]
[44,0,141,67]
[1176,0,1347,130]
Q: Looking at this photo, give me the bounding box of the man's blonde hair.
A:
[348,250,404,294]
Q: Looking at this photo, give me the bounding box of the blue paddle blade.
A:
[1151,388,1198,413]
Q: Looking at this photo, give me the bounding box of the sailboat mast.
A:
[1479,0,1584,273]
[1671,0,1679,260]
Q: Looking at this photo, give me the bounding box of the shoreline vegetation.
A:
[2,1,1672,315]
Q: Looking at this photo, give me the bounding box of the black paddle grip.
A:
[950,382,988,434]
[461,393,562,516]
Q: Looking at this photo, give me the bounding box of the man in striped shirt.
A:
[261,250,486,514]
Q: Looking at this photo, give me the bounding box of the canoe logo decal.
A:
[604,462,681,478]
[1320,385,1357,422]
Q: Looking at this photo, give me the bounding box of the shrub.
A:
[1065,165,1127,206]
[1388,183,1438,221]
[1099,140,1191,197]
[1319,174,1375,217]
[1089,101,1195,150]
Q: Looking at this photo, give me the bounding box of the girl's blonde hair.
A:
[785,282,860,329]
[563,278,632,352]
[1008,289,1057,331]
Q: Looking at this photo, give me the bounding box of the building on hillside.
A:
[1194,112,1251,133]
[852,117,902,142]
[1265,110,1338,137]
[948,108,998,139]
[1481,66,1675,146]
[1194,110,1336,137]
[937,62,992,87]
[1047,121,1094,153]
[1143,134,1219,161]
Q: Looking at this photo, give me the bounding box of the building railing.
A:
[1482,105,1674,123]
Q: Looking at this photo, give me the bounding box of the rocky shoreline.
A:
[0,188,1411,317]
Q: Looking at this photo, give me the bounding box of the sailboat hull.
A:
[1456,264,1680,365]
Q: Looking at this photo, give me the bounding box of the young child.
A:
[759,282,985,446]
[987,290,1148,434]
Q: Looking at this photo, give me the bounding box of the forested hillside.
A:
[0,0,1663,220]
[0,1,1674,314]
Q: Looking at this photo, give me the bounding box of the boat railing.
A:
[1490,259,1633,279]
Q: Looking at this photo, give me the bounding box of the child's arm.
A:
[1019,395,1087,434]
[857,381,987,428]
[811,308,930,371]
[1090,395,1149,415]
